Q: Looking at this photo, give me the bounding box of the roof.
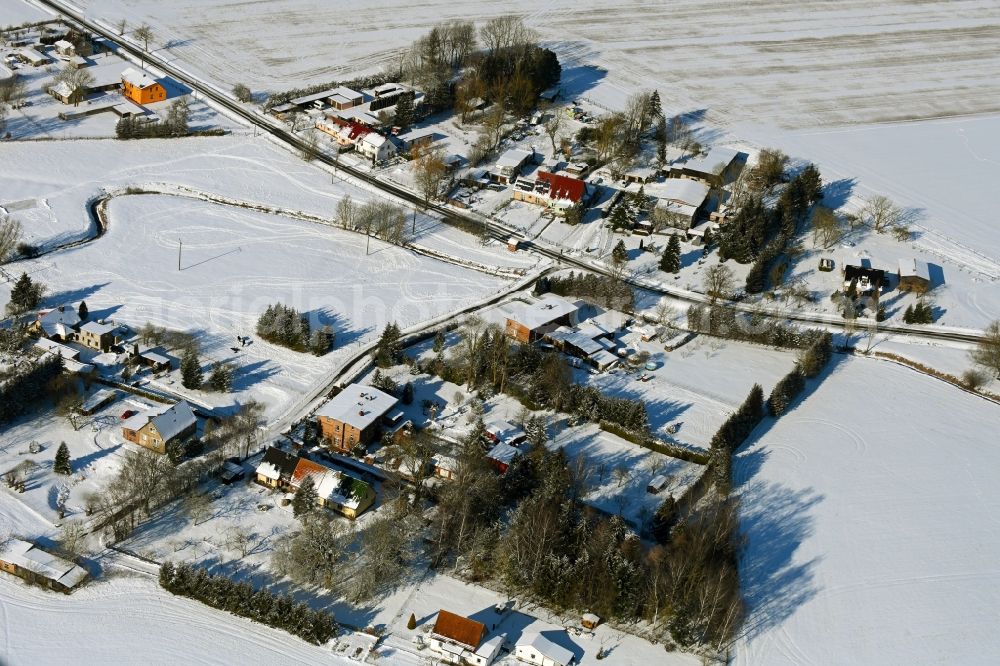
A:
[316,384,399,431]
[80,389,115,413]
[54,39,74,50]
[313,465,371,510]
[485,420,526,443]
[659,178,710,207]
[537,171,587,203]
[509,295,579,332]
[291,457,329,486]
[476,635,505,659]
[256,446,300,481]
[843,264,886,282]
[123,401,196,441]
[589,349,620,368]
[140,350,171,365]
[289,86,360,106]
[431,610,486,650]
[497,148,533,169]
[0,539,88,589]
[517,632,575,666]
[38,305,81,338]
[34,337,80,360]
[17,47,48,63]
[899,258,930,281]
[151,401,196,442]
[678,146,739,176]
[432,454,458,472]
[361,132,390,148]
[79,320,116,336]
[121,67,159,89]
[486,442,521,466]
[547,326,605,356]
[373,82,406,96]
[50,80,75,98]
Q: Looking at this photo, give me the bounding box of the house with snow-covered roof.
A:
[429,609,500,665]
[77,320,121,352]
[356,132,397,163]
[504,295,580,343]
[121,67,166,105]
[316,384,399,453]
[493,148,535,184]
[653,178,711,231]
[513,170,593,218]
[898,258,931,293]
[121,401,196,454]
[0,539,88,593]
[33,304,81,341]
[514,632,576,666]
[254,446,300,489]
[669,146,742,185]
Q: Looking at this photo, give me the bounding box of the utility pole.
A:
[178,239,182,270]
[366,232,370,256]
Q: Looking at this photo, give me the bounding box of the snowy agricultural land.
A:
[68,0,1000,130]
[734,356,1000,665]
[0,136,542,421]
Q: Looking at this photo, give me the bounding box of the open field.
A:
[734,356,1000,664]
[67,0,1000,130]
[0,0,53,24]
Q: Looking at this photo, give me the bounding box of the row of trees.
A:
[768,333,832,416]
[336,195,411,247]
[159,562,337,645]
[534,271,635,311]
[115,99,192,139]
[686,303,828,350]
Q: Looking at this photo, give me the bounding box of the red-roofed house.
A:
[513,170,592,219]
[429,609,501,665]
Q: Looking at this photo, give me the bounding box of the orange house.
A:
[121,67,166,105]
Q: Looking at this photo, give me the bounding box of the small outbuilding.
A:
[0,539,88,593]
[514,632,576,666]
[898,258,931,293]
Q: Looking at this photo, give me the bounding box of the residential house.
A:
[428,610,496,666]
[121,67,166,105]
[485,442,521,474]
[0,539,88,593]
[513,171,591,218]
[316,384,399,453]
[53,39,76,57]
[356,132,397,163]
[653,178,711,231]
[77,320,119,352]
[843,263,886,295]
[397,129,435,152]
[493,148,535,185]
[33,304,82,341]
[898,258,931,293]
[504,295,580,343]
[121,401,197,454]
[484,420,527,446]
[130,345,173,373]
[254,446,300,489]
[48,80,79,104]
[432,454,458,480]
[543,322,619,371]
[290,457,375,519]
[514,633,576,666]
[670,146,742,186]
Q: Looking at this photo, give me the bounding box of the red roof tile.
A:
[537,171,586,203]
[432,610,486,649]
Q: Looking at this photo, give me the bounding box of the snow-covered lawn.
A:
[734,355,1000,664]
[0,573,349,666]
[0,0,53,23]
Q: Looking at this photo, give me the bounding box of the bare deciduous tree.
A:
[703,264,734,303]
[970,320,1000,378]
[52,65,94,107]
[810,206,843,248]
[412,145,448,207]
[543,109,562,153]
[860,194,903,234]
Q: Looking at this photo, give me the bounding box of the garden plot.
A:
[0,390,142,535]
[577,336,798,450]
[1,194,510,420]
[733,356,1000,665]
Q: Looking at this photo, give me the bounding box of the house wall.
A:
[318,416,374,452]
[898,275,929,293]
[78,330,112,351]
[505,319,532,343]
[123,81,166,105]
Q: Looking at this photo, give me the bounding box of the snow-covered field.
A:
[0,574,351,666]
[0,0,53,24]
[734,356,1000,664]
[68,0,1000,130]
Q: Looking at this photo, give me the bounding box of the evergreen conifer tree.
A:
[181,348,203,390]
[292,476,318,518]
[77,300,89,321]
[54,442,71,475]
[659,234,681,273]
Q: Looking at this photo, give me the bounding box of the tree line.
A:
[534,271,635,311]
[256,302,334,356]
[159,561,337,645]
[687,303,827,350]
[0,354,63,425]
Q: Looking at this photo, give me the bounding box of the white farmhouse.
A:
[514,632,576,666]
[356,132,397,163]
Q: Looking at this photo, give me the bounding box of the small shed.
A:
[78,389,116,415]
[581,613,601,630]
[508,236,521,252]
[647,475,669,494]
[898,258,931,293]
